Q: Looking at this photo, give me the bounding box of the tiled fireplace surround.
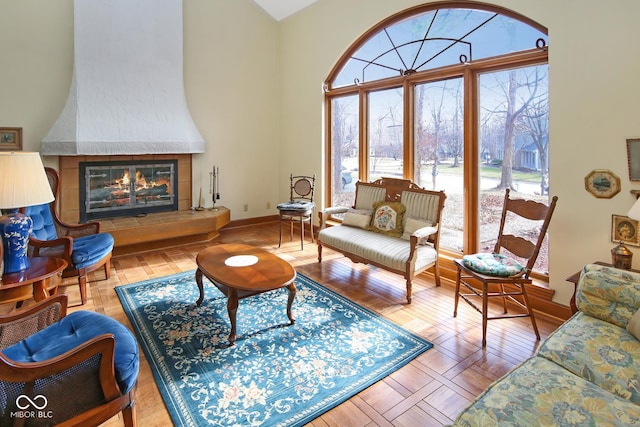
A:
[57,155,230,255]
[58,154,193,223]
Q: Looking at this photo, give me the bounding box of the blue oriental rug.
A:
[115,271,433,427]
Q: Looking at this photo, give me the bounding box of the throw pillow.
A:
[628,307,640,340]
[342,209,372,229]
[367,201,406,237]
[401,217,437,243]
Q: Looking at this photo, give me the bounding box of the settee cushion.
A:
[452,356,640,426]
[461,253,525,277]
[368,201,406,237]
[537,311,640,404]
[3,311,139,394]
[318,225,437,272]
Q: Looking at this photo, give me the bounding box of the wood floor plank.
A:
[0,222,564,426]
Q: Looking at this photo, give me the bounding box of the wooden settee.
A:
[317,177,446,303]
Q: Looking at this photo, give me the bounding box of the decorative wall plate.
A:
[584,169,621,198]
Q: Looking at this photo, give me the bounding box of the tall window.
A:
[325,2,550,273]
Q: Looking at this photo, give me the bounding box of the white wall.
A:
[278,0,640,305]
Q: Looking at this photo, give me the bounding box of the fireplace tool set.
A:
[210,166,220,211]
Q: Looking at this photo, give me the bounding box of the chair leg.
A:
[122,389,137,427]
[453,267,462,317]
[309,216,314,243]
[499,283,508,314]
[278,214,284,248]
[521,284,541,340]
[78,273,88,305]
[299,217,304,250]
[482,282,489,347]
[103,259,111,279]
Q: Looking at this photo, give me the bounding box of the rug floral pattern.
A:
[116,271,432,427]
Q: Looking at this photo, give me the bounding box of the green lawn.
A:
[439,163,541,183]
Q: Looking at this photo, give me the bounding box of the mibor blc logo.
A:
[11,394,53,420]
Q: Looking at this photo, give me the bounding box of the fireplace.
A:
[80,160,178,222]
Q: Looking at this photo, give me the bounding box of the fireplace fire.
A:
[80,160,178,222]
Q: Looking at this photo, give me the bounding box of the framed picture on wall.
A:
[0,127,22,151]
[611,214,640,246]
[627,138,640,181]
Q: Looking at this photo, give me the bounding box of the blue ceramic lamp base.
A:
[0,209,33,274]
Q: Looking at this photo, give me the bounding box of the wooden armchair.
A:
[0,294,139,426]
[24,167,114,304]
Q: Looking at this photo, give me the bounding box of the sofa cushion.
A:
[318,225,437,272]
[577,265,640,328]
[462,253,525,277]
[452,356,640,427]
[537,312,640,404]
[368,201,406,237]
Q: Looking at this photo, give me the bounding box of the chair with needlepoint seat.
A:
[277,174,316,250]
[453,189,558,347]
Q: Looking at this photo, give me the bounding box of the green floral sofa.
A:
[450,263,640,426]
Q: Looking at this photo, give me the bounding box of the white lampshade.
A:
[628,197,640,221]
[0,152,55,209]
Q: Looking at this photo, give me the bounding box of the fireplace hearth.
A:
[80,160,178,222]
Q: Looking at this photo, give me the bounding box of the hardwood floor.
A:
[10,222,564,426]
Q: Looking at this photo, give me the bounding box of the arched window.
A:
[325,2,550,274]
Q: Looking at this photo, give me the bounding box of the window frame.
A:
[323,2,549,276]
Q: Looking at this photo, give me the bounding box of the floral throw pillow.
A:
[367,201,406,237]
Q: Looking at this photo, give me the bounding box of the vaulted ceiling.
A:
[253,0,318,21]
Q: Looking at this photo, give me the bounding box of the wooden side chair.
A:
[453,189,558,347]
[24,167,114,305]
[0,294,139,426]
[277,174,316,250]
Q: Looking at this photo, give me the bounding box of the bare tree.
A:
[482,68,543,190]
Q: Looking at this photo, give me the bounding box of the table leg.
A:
[286,283,297,324]
[227,288,239,346]
[195,269,205,306]
[32,280,49,302]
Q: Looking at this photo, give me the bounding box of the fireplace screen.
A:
[80,160,178,222]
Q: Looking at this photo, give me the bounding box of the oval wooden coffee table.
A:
[195,244,297,346]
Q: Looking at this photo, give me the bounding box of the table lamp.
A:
[0,152,55,274]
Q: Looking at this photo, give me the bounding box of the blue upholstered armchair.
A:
[24,167,114,305]
[0,294,139,426]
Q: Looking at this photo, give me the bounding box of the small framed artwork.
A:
[584,169,621,198]
[611,214,640,246]
[627,138,640,181]
[0,127,22,151]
